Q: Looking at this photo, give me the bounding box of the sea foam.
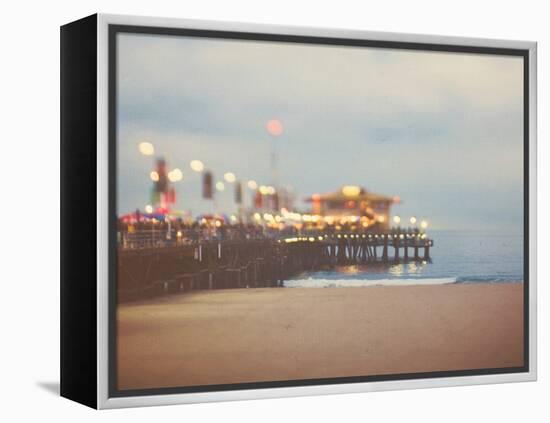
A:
[283,277,457,288]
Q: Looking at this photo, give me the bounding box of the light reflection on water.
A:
[289,230,524,284]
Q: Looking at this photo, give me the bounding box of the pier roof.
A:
[305,186,394,203]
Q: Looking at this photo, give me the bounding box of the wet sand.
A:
[117,283,524,390]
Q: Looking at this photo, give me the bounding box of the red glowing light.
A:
[266,119,283,136]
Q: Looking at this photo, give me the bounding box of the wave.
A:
[455,276,523,284]
[283,277,458,288]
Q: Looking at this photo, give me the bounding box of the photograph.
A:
[113,29,526,393]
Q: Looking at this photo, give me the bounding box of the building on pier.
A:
[305,186,397,231]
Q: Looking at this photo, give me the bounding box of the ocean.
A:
[284,230,524,288]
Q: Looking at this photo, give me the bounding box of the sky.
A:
[116,32,524,231]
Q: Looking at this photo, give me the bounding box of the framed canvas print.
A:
[60,14,537,409]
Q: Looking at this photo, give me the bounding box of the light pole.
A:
[189,159,205,217]
[420,220,429,231]
[393,215,401,229]
[266,119,283,188]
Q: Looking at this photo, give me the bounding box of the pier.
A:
[117,231,434,302]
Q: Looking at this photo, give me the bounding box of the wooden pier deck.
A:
[117,232,434,302]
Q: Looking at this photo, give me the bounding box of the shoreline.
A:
[117,282,524,391]
[283,278,523,288]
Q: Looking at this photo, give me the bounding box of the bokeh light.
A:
[266,119,283,136]
[342,185,361,196]
[190,160,204,172]
[168,168,183,182]
[224,172,236,183]
[138,142,155,156]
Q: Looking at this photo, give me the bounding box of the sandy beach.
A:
[117,283,524,390]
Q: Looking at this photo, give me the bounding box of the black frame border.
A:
[107,24,530,399]
[60,14,98,409]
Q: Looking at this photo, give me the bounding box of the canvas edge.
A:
[60,13,99,409]
[95,13,537,409]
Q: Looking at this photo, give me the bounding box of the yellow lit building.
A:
[305,186,397,231]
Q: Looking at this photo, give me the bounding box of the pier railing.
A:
[118,228,430,249]
[117,230,434,302]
